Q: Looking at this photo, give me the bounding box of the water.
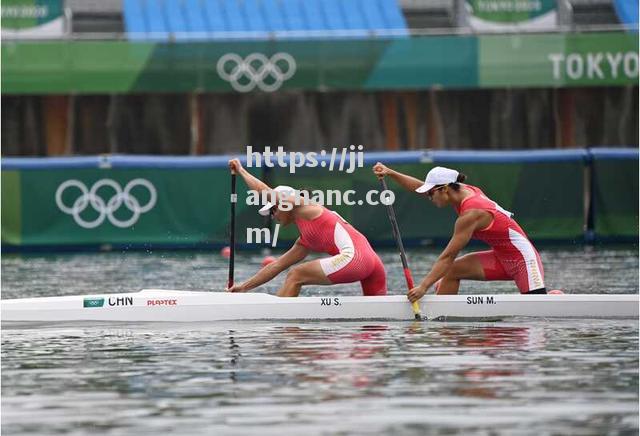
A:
[2,246,639,435]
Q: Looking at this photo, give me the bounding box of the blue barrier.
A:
[589,148,639,161]
[5,148,629,170]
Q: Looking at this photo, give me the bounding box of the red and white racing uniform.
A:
[295,207,387,296]
[455,185,545,293]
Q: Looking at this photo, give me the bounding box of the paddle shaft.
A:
[228,173,237,289]
[379,178,421,318]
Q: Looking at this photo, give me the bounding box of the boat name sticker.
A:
[108,297,133,307]
[466,296,496,305]
[147,299,178,306]
[83,297,105,308]
[320,298,341,306]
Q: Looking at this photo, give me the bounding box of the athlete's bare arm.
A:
[229,159,271,193]
[227,238,310,292]
[372,162,423,192]
[407,209,492,302]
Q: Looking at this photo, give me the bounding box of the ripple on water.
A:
[2,247,638,435]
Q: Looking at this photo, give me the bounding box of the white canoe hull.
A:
[1,290,638,323]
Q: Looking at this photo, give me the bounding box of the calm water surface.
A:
[2,246,638,435]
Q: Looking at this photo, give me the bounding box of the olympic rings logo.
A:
[217,52,296,92]
[55,179,157,229]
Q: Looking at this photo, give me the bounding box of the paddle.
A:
[379,178,422,320]
[228,172,237,289]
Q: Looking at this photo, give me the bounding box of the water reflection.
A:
[2,320,638,435]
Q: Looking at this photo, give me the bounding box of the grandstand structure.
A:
[123,0,409,40]
[1,0,637,156]
[36,0,634,38]
[65,0,124,34]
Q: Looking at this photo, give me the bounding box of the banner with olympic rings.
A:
[2,150,637,251]
[2,32,637,94]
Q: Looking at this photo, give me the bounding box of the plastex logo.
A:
[83,297,105,308]
[217,52,296,92]
[55,179,157,229]
[147,299,178,306]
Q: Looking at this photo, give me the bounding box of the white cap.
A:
[258,185,296,216]
[415,166,459,193]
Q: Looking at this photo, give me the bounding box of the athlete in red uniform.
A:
[373,163,546,302]
[227,159,386,297]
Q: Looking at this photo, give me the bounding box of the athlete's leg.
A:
[359,256,387,296]
[513,249,546,294]
[277,260,332,297]
[437,251,508,295]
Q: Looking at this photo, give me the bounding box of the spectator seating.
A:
[123,0,409,41]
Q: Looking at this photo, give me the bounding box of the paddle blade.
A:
[412,301,422,320]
